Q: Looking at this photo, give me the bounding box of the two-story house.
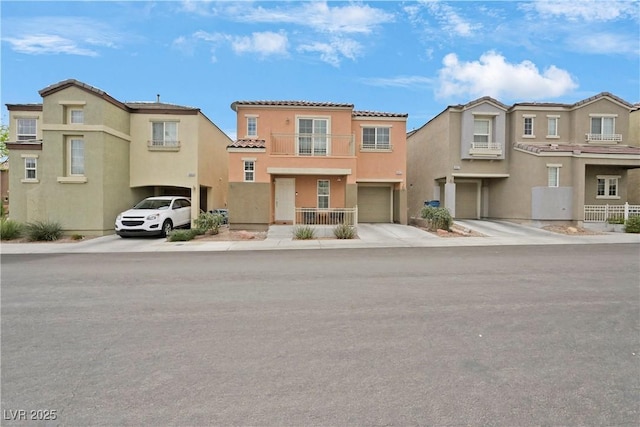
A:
[227,101,408,230]
[5,79,229,236]
[407,92,640,224]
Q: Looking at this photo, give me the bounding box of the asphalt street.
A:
[1,245,639,426]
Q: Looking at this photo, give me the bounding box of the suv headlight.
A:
[116,214,122,221]
[146,213,159,220]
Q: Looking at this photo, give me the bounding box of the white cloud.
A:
[524,0,638,22]
[2,16,125,56]
[436,51,578,100]
[567,32,640,55]
[298,38,362,67]
[361,75,433,89]
[230,31,289,57]
[225,1,394,34]
[424,0,482,37]
[179,0,215,16]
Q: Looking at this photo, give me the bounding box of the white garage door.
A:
[358,186,391,223]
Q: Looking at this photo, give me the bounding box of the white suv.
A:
[115,196,192,237]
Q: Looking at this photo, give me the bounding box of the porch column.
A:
[444,181,456,218]
[573,161,586,225]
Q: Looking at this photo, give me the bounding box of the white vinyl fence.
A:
[583,203,640,222]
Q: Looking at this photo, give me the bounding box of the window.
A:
[597,175,620,198]
[247,116,257,137]
[298,118,327,156]
[473,119,490,144]
[547,165,560,187]
[17,118,37,141]
[523,116,534,136]
[24,157,37,180]
[243,160,255,182]
[70,138,84,175]
[152,122,178,146]
[70,109,84,124]
[547,117,559,137]
[362,127,390,150]
[317,180,329,209]
[591,117,615,136]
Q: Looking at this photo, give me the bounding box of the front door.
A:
[275,178,295,223]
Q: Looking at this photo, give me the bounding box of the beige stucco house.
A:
[227,101,408,230]
[5,79,229,236]
[407,92,640,224]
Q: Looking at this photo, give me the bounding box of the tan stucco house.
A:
[5,79,229,236]
[227,101,408,230]
[407,92,640,224]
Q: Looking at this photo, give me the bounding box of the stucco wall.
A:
[227,182,270,230]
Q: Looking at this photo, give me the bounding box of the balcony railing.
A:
[271,133,355,156]
[585,133,622,143]
[469,141,502,156]
[294,207,358,226]
[148,140,180,151]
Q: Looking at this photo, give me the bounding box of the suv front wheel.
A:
[161,220,173,237]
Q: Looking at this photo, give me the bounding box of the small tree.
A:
[0,124,8,157]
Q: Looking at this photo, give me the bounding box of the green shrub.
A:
[420,206,453,231]
[625,216,640,233]
[293,225,316,240]
[193,212,223,235]
[0,219,23,240]
[167,229,198,241]
[24,220,63,241]
[607,215,625,224]
[71,234,84,240]
[0,204,6,219]
[333,223,357,239]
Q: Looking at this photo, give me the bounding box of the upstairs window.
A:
[298,118,328,156]
[247,116,257,137]
[70,109,84,124]
[362,127,390,150]
[547,117,559,137]
[523,116,535,137]
[69,138,85,176]
[473,119,490,144]
[152,121,178,146]
[24,157,37,181]
[17,118,37,141]
[591,117,614,136]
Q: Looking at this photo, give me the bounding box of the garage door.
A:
[455,183,478,219]
[358,186,391,223]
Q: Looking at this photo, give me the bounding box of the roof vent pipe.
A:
[156,94,160,103]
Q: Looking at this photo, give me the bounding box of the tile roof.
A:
[512,92,634,110]
[515,143,640,155]
[353,110,408,118]
[228,139,266,149]
[232,100,354,110]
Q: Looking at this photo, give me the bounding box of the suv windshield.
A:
[134,199,172,210]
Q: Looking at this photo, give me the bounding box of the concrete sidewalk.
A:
[1,221,639,255]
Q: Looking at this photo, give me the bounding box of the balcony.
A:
[469,141,502,157]
[585,133,622,143]
[271,133,355,157]
[148,140,180,151]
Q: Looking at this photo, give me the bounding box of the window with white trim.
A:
[17,118,37,141]
[69,138,85,175]
[596,175,620,198]
[362,127,390,150]
[317,180,329,209]
[298,118,328,156]
[247,116,257,137]
[151,121,178,146]
[243,160,255,182]
[547,164,560,187]
[70,108,84,124]
[24,157,37,180]
[523,116,534,137]
[591,116,615,136]
[547,116,559,137]
[473,119,490,143]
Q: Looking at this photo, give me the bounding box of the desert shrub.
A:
[0,219,23,240]
[293,225,316,240]
[193,212,223,235]
[625,216,640,233]
[420,206,453,231]
[333,223,357,239]
[71,234,84,240]
[167,229,199,241]
[24,220,63,241]
[607,215,625,225]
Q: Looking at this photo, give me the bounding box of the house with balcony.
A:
[227,101,408,230]
[5,79,229,236]
[407,92,640,224]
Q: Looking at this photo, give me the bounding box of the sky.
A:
[1,0,639,138]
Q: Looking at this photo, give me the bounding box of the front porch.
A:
[583,203,640,222]
[294,207,358,226]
